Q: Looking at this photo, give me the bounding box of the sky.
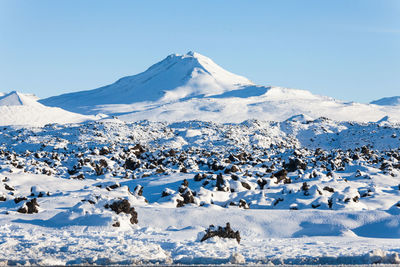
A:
[0,0,399,102]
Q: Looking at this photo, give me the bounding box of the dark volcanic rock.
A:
[18,198,39,214]
[272,169,288,183]
[194,173,207,181]
[14,197,27,204]
[283,158,307,172]
[238,199,249,209]
[200,223,241,244]
[216,173,229,192]
[124,158,141,171]
[241,181,251,190]
[4,184,14,191]
[257,178,267,189]
[105,199,138,224]
[176,179,195,207]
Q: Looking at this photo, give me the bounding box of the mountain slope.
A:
[40,52,400,123]
[0,91,96,126]
[114,87,400,123]
[371,96,400,106]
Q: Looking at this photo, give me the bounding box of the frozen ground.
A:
[0,118,400,264]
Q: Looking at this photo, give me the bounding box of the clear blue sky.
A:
[1,0,399,102]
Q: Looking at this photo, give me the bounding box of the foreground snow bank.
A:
[1,171,400,265]
[0,222,400,265]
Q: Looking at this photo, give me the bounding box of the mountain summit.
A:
[41,52,254,114]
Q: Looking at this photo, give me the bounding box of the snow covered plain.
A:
[1,118,400,265]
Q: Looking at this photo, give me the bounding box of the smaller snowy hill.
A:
[371,96,400,106]
[0,91,41,106]
[0,91,97,126]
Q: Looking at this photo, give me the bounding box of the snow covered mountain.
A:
[371,96,400,106]
[40,52,400,123]
[41,51,253,114]
[0,91,96,126]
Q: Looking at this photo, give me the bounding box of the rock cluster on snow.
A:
[200,223,241,244]
[17,198,39,214]
[105,199,138,225]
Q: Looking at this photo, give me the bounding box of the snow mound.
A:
[0,91,96,126]
[371,96,400,106]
